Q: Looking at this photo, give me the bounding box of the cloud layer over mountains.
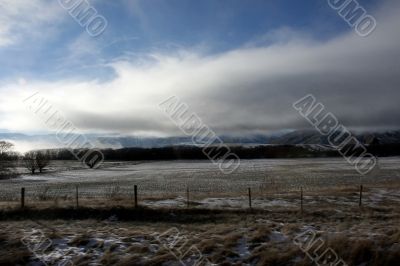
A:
[0,0,399,137]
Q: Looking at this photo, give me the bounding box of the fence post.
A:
[21,187,25,209]
[248,188,252,209]
[300,187,303,214]
[359,185,363,207]
[75,185,79,209]
[186,186,190,208]
[134,185,138,208]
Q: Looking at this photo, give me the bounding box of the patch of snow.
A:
[269,231,288,242]
[236,237,251,259]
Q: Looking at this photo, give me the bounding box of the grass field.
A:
[0,158,399,265]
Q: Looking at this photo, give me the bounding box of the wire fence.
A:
[1,158,399,209]
[1,179,399,211]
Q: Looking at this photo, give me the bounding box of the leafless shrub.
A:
[23,151,37,174]
[23,150,51,174]
[36,151,50,173]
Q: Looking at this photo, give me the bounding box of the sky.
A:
[0,0,399,141]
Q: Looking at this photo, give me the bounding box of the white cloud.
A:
[0,0,64,47]
[0,0,399,136]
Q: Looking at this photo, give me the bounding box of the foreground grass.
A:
[0,182,399,265]
[0,202,399,266]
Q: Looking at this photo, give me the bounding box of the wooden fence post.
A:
[21,187,25,209]
[75,185,79,209]
[248,188,252,209]
[300,187,303,214]
[134,185,138,208]
[359,185,363,207]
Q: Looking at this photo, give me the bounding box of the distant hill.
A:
[1,129,400,152]
[95,130,400,147]
[269,130,400,145]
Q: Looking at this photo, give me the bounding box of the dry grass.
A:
[0,232,31,266]
[0,249,32,266]
[0,212,399,266]
[327,236,400,266]
[247,246,302,266]
[127,242,150,253]
[248,226,272,244]
[0,181,399,265]
[69,233,92,246]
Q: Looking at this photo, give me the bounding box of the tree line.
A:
[41,142,397,161]
[0,138,397,179]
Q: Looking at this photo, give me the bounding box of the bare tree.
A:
[24,151,37,175]
[36,151,50,173]
[0,141,13,157]
[0,141,18,179]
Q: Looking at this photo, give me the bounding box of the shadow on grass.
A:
[0,206,278,223]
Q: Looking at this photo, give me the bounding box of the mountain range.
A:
[1,129,400,153]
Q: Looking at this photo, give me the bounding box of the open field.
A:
[0,158,399,265]
[1,157,399,207]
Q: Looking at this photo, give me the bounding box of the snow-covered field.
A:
[1,157,400,208]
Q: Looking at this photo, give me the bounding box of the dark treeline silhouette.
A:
[44,143,400,161]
